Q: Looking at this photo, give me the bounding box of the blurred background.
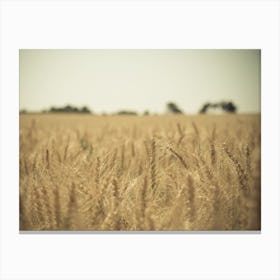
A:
[19,49,260,115]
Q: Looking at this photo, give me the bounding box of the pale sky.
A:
[19,49,260,114]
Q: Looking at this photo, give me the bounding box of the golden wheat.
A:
[19,113,261,231]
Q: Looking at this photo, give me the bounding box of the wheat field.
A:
[19,113,261,231]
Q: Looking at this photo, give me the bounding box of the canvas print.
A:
[19,49,261,231]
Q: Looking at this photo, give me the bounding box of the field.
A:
[19,113,261,231]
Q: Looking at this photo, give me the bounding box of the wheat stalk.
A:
[222,143,248,191]
[150,138,157,192]
[166,144,188,170]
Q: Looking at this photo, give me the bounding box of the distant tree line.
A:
[199,101,237,114]
[19,101,238,115]
[166,101,237,114]
[48,105,92,114]
[114,110,138,116]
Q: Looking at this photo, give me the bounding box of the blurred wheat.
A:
[19,114,261,231]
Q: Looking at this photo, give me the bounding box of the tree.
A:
[166,102,184,114]
[199,103,210,114]
[81,106,91,114]
[198,101,237,114]
[221,102,237,113]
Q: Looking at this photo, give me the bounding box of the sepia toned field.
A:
[19,113,261,231]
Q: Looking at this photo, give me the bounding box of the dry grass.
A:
[19,113,261,231]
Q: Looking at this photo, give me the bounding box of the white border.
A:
[1,1,279,279]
